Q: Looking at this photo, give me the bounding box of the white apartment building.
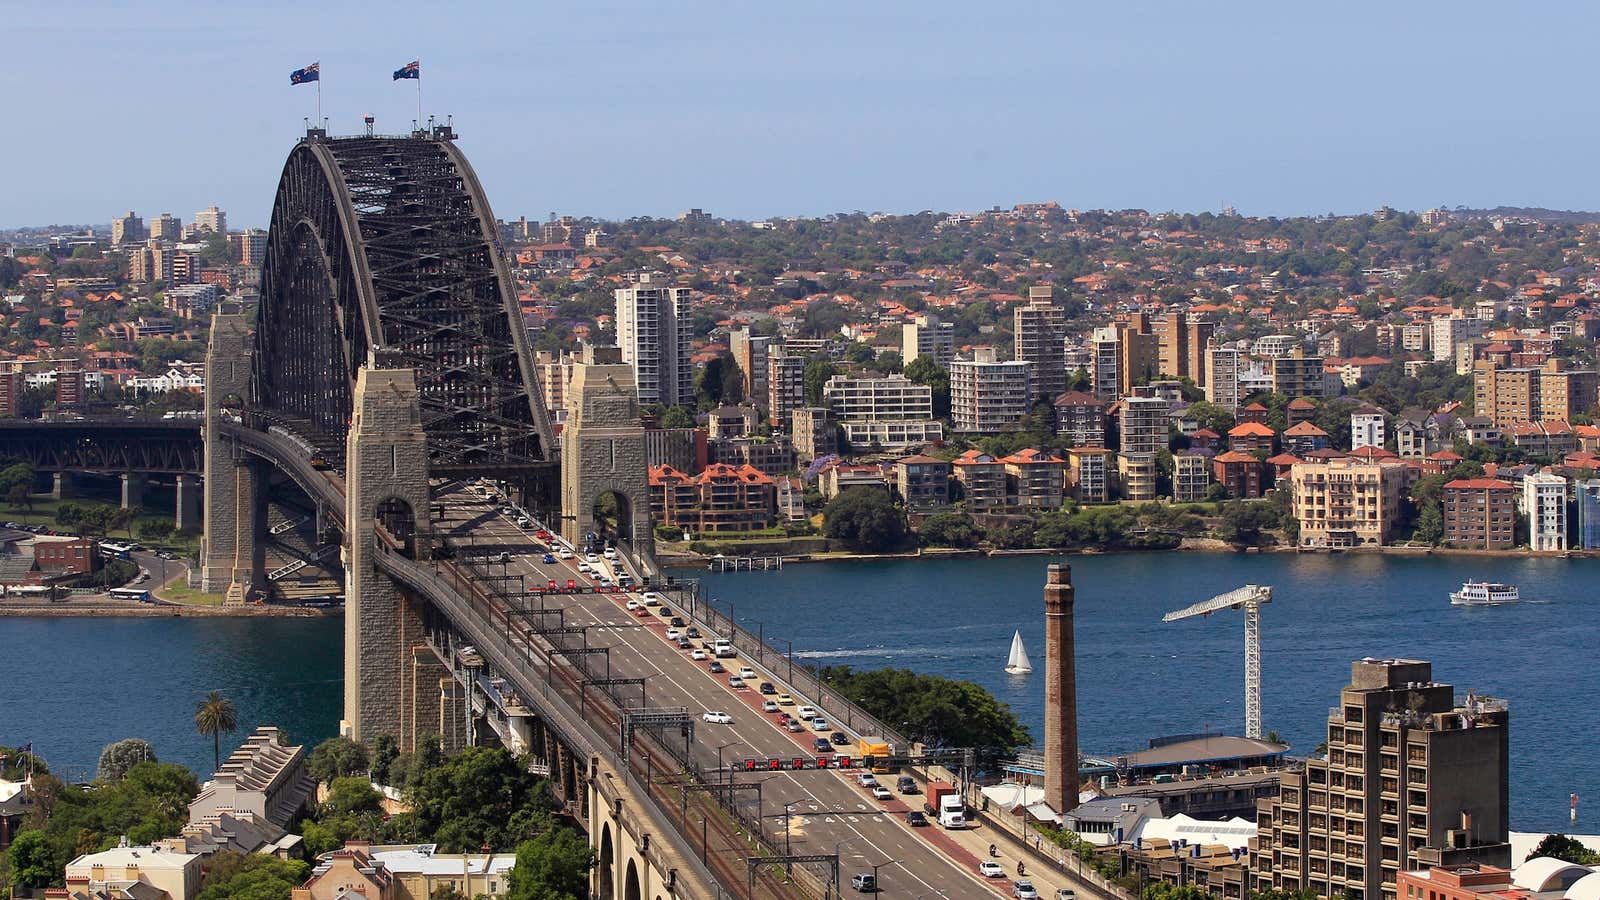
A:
[1431,314,1483,363]
[1118,396,1169,454]
[1204,346,1243,412]
[1250,334,1301,358]
[615,272,693,406]
[1400,322,1430,354]
[840,419,944,449]
[1524,472,1568,552]
[950,357,1031,432]
[902,313,955,369]
[823,374,933,421]
[191,205,227,236]
[1090,326,1121,401]
[1350,411,1385,450]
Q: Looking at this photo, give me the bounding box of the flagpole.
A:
[416,58,422,131]
[316,60,322,128]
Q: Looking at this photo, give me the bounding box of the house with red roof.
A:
[648,463,775,534]
[1227,421,1276,453]
[1213,450,1265,499]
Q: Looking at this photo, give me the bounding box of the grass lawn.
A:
[157,581,226,606]
[3,494,201,555]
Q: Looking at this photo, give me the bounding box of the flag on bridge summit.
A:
[393,60,420,80]
[289,62,319,86]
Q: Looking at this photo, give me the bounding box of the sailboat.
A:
[1004,630,1033,674]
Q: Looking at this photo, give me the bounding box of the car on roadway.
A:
[669,616,686,627]
[978,861,1005,878]
[897,775,918,794]
[759,681,776,695]
[870,786,892,801]
[665,628,681,641]
[625,599,642,610]
[762,700,780,712]
[830,731,850,746]
[708,661,725,674]
[676,637,692,649]
[1013,880,1039,899]
[685,626,700,638]
[786,720,804,733]
[1053,890,1076,900]
[558,547,573,559]
[584,552,599,563]
[856,773,877,787]
[776,693,795,706]
[738,666,757,680]
[595,575,613,587]
[811,718,829,732]
[516,516,530,528]
[797,705,818,719]
[905,810,929,827]
[727,675,745,689]
[577,562,593,575]
[604,547,618,560]
[542,553,555,564]
[701,711,733,725]
[813,738,832,753]
[691,649,708,661]
[642,591,662,604]
[156,550,178,561]
[850,873,877,893]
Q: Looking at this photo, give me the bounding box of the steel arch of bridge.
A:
[252,126,556,478]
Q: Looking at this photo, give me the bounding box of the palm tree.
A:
[194,691,238,773]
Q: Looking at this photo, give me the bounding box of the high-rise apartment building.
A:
[728,327,773,405]
[111,211,144,246]
[1173,450,1212,503]
[902,313,955,369]
[1431,316,1483,363]
[534,349,575,418]
[789,406,837,460]
[1068,447,1114,503]
[1351,412,1386,450]
[1118,396,1169,454]
[1251,658,1510,900]
[1576,479,1600,551]
[1273,349,1328,399]
[823,374,933,421]
[950,353,1032,432]
[1052,391,1107,447]
[149,213,181,242]
[615,272,693,406]
[1523,472,1567,552]
[1441,478,1516,549]
[1155,311,1215,385]
[192,205,227,236]
[0,371,23,417]
[1534,363,1599,424]
[1472,362,1538,429]
[1205,345,1244,412]
[1090,327,1122,402]
[1091,317,1158,400]
[1014,286,1067,401]
[239,229,268,267]
[767,353,806,427]
[1290,458,1407,548]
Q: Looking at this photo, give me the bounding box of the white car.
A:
[761,700,780,712]
[797,705,819,720]
[642,592,662,605]
[625,599,642,610]
[856,773,877,787]
[728,675,746,689]
[702,711,733,725]
[558,548,574,559]
[978,861,1005,878]
[871,786,892,801]
[691,649,708,661]
[738,666,757,680]
[585,552,599,563]
[603,547,619,560]
[665,628,681,641]
[595,575,613,587]
[515,516,530,527]
[577,562,593,575]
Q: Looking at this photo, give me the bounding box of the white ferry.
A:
[1450,581,1520,606]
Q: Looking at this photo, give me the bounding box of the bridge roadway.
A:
[433,485,1027,900]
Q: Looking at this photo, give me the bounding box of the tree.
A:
[406,746,555,852]
[916,510,979,548]
[194,691,238,773]
[370,733,399,786]
[7,483,32,513]
[803,357,839,407]
[323,777,384,817]
[505,828,594,900]
[7,830,56,889]
[307,737,370,783]
[1526,833,1600,864]
[822,488,906,552]
[1412,502,1444,545]
[195,854,309,900]
[98,738,157,782]
[660,405,695,429]
[819,666,1031,768]
[903,355,951,418]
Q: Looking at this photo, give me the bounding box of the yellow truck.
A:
[858,737,892,773]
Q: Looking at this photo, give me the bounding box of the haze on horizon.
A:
[6,1,1598,229]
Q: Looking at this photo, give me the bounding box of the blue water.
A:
[697,552,1599,833]
[0,552,1592,831]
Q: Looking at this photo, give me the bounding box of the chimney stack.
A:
[1044,563,1079,815]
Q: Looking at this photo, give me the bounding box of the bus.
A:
[99,541,134,559]
[108,587,152,602]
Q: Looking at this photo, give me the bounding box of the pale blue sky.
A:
[5,1,1597,228]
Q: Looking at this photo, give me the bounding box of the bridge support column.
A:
[51,472,68,500]
[407,645,450,750]
[343,365,431,747]
[201,314,262,594]
[175,475,200,532]
[437,673,469,752]
[559,346,655,561]
[119,473,146,510]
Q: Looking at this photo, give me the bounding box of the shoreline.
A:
[0,598,336,618]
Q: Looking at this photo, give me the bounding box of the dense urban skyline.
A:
[9,1,1600,228]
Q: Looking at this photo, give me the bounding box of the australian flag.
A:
[393,60,420,81]
[290,62,319,86]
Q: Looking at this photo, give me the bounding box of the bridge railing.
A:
[387,531,812,898]
[666,577,911,751]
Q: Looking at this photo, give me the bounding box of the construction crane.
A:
[1162,584,1272,739]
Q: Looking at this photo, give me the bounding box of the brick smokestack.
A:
[1043,563,1078,815]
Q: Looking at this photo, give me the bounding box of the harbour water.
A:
[1,551,1592,831]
